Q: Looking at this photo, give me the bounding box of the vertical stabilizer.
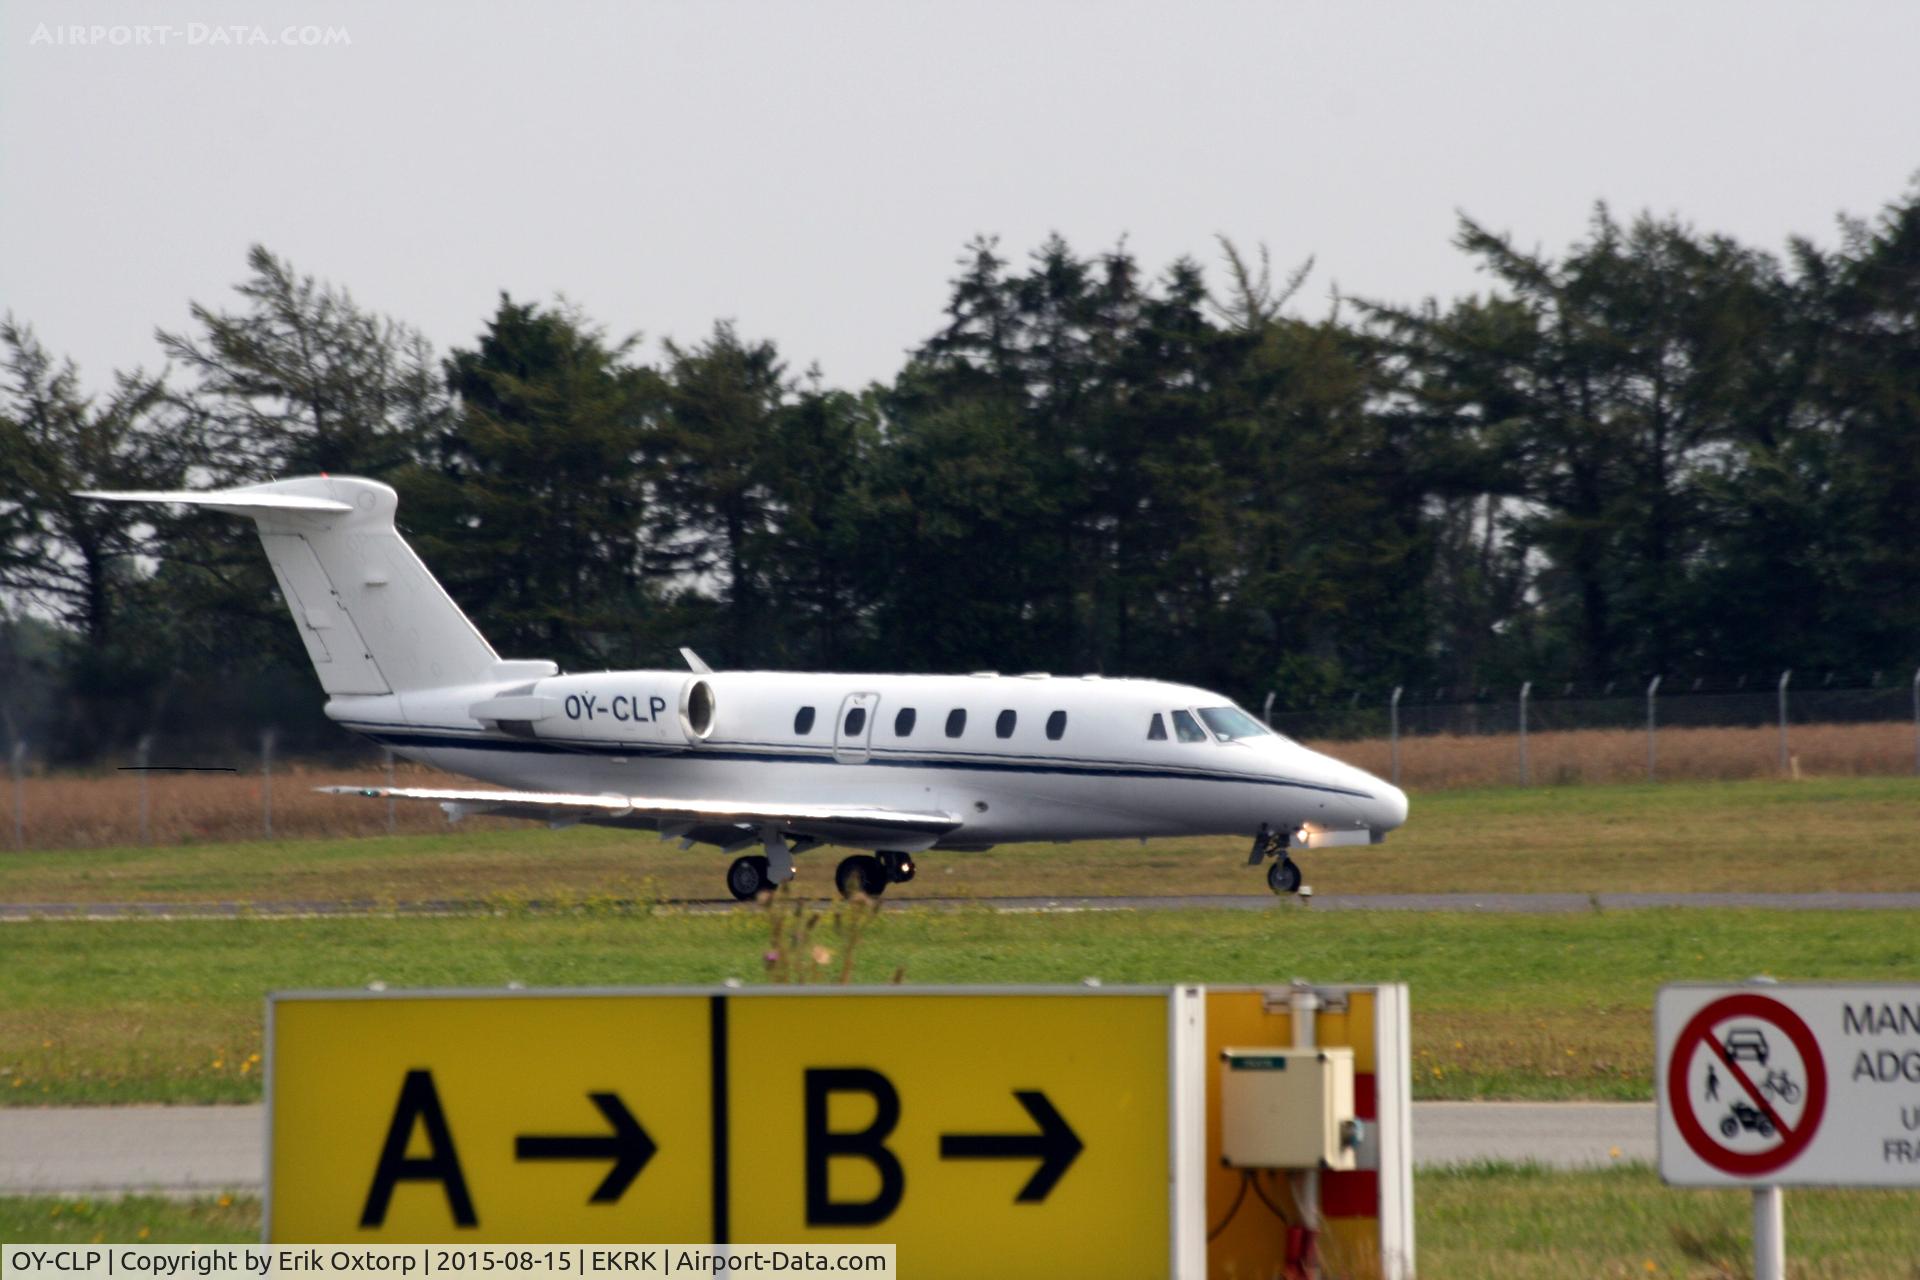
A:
[78,476,500,696]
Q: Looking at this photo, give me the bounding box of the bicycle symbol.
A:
[1760,1069,1801,1104]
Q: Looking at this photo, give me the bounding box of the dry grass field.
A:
[4,720,1915,851]
[1333,718,1919,788]
[3,761,513,850]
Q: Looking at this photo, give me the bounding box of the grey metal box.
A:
[1220,1046,1357,1170]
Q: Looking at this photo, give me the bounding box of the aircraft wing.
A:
[319,785,963,850]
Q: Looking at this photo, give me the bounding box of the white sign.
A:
[1656,983,1920,1186]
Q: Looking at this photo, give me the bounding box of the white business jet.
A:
[80,477,1407,899]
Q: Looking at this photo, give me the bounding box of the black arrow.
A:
[514,1092,657,1203]
[938,1090,1083,1203]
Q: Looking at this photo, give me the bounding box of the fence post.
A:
[261,728,277,839]
[8,739,23,851]
[1777,671,1792,775]
[1389,685,1403,787]
[1262,690,1275,729]
[136,734,154,846]
[1912,667,1919,777]
[384,747,397,834]
[1518,682,1532,785]
[1646,675,1662,782]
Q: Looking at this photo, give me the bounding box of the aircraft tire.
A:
[727,854,772,901]
[879,851,916,883]
[1267,857,1303,895]
[836,854,888,899]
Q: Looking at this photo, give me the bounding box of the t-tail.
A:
[76,477,545,703]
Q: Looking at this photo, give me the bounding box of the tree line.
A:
[4,183,1918,759]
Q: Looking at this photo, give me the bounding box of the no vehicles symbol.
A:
[1667,993,1829,1177]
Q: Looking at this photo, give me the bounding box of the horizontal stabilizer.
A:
[319,784,964,851]
[76,476,502,696]
[75,488,353,514]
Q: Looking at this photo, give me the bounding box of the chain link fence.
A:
[1264,672,1920,789]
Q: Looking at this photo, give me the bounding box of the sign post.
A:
[1753,1185,1784,1280]
[1657,982,1920,1279]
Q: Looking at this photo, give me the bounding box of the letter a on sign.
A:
[362,1070,477,1227]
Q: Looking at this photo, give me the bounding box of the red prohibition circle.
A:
[1667,993,1828,1177]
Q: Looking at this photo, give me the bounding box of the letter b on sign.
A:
[804,1068,904,1225]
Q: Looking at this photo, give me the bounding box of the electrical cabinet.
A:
[1219,1046,1357,1170]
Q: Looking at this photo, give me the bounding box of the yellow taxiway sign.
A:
[268,987,1205,1279]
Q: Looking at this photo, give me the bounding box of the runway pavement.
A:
[0,1101,1659,1197]
[4,891,1920,921]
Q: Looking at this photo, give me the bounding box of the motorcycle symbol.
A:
[1719,1100,1776,1139]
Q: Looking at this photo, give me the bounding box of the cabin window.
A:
[996,709,1017,738]
[895,707,917,737]
[794,707,816,735]
[1046,710,1067,740]
[945,709,967,738]
[1198,707,1270,742]
[1171,709,1208,743]
[1147,713,1167,741]
[844,706,867,736]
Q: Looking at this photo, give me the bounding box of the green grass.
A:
[6,904,1918,1105]
[0,1194,254,1243]
[5,776,1920,904]
[6,1168,1917,1278]
[1419,1162,1920,1279]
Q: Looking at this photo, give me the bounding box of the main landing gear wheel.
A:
[877,850,916,884]
[835,854,889,899]
[727,854,772,901]
[1267,857,1302,895]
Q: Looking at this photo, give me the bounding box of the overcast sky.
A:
[4,0,1917,394]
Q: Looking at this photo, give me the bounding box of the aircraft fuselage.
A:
[328,668,1408,850]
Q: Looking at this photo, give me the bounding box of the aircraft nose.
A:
[1374,781,1410,831]
[1315,754,1409,834]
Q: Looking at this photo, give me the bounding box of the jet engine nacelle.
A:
[469,672,717,747]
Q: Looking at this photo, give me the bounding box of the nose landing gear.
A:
[1248,823,1304,896]
[1267,857,1302,894]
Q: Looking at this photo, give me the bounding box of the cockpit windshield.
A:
[1197,707,1270,742]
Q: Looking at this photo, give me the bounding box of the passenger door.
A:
[833,692,880,764]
